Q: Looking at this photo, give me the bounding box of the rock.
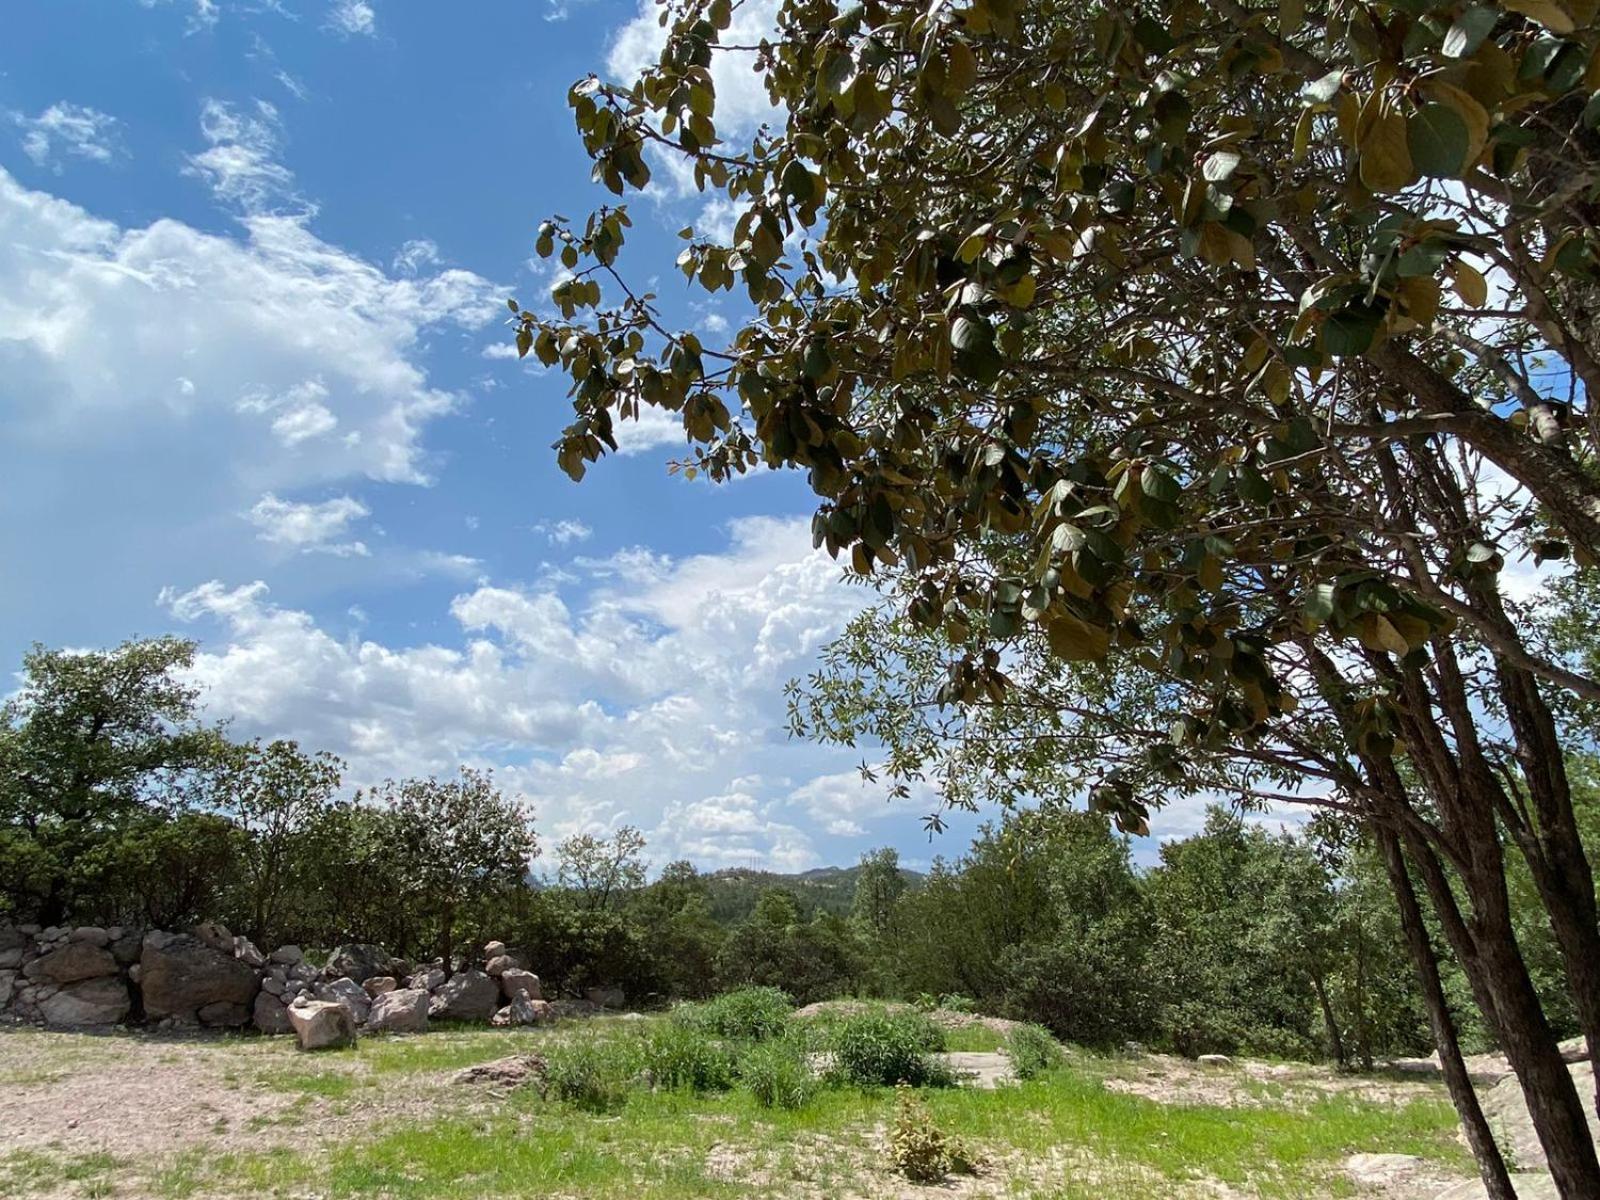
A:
[452,1053,545,1088]
[1343,1153,1423,1188]
[233,936,267,968]
[583,985,625,1010]
[484,954,520,978]
[363,976,397,998]
[500,968,542,1003]
[269,944,304,966]
[22,942,118,985]
[491,996,554,1027]
[324,943,395,983]
[288,998,356,1051]
[289,961,318,983]
[1480,1059,1598,1178]
[1559,1035,1588,1064]
[0,946,21,970]
[482,940,507,959]
[69,926,111,948]
[197,1000,251,1027]
[0,969,16,1009]
[315,977,371,1026]
[408,968,446,992]
[38,977,130,1027]
[367,987,430,1034]
[1432,1176,1560,1200]
[108,929,144,965]
[140,932,259,1022]
[190,921,234,954]
[429,970,499,1022]
[261,976,286,996]
[253,991,293,1034]
[1197,1054,1232,1067]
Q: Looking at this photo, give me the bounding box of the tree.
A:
[0,637,224,922]
[851,846,907,936]
[368,767,537,973]
[527,3,1600,1191]
[556,825,648,911]
[212,739,343,947]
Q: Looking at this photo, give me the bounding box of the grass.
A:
[0,1017,1474,1200]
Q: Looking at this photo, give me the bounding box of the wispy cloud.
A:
[11,103,125,172]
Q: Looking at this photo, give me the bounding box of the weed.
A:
[737,1039,816,1110]
[829,1010,953,1088]
[1006,1023,1066,1080]
[887,1087,977,1182]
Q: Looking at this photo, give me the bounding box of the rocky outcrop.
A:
[139,931,259,1025]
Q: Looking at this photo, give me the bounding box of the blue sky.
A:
[1,0,1244,872]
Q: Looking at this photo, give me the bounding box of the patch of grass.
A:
[828,1010,953,1089]
[545,1035,644,1112]
[0,1150,122,1197]
[672,987,793,1041]
[641,1021,736,1093]
[941,1023,1007,1053]
[736,1038,816,1110]
[1005,1022,1066,1080]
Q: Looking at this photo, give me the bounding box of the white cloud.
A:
[162,516,874,868]
[186,98,301,214]
[326,0,376,36]
[392,238,440,276]
[533,518,593,546]
[11,103,125,172]
[246,493,370,556]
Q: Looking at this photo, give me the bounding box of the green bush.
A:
[1004,1023,1064,1081]
[674,986,794,1041]
[640,1022,735,1093]
[737,1039,816,1109]
[830,1011,952,1088]
[887,1087,977,1182]
[543,1039,640,1113]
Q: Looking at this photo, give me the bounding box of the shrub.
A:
[939,993,977,1014]
[738,1039,816,1109]
[675,986,794,1041]
[831,1010,952,1088]
[641,1022,735,1093]
[543,1038,640,1113]
[887,1087,977,1182]
[1004,1023,1064,1081]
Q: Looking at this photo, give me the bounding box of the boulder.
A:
[452,1053,545,1089]
[22,942,118,985]
[38,976,130,1027]
[408,968,446,992]
[198,1000,251,1027]
[324,943,395,984]
[583,985,625,1010]
[367,987,430,1034]
[68,926,111,948]
[0,946,21,971]
[108,928,144,965]
[429,970,499,1022]
[363,976,397,998]
[491,997,553,1027]
[484,954,521,978]
[140,931,259,1022]
[0,969,16,1009]
[252,991,293,1034]
[1197,1054,1233,1067]
[482,940,507,959]
[262,976,286,996]
[269,944,304,966]
[1481,1059,1598,1177]
[500,968,542,1003]
[315,977,371,1026]
[190,921,234,954]
[288,998,356,1051]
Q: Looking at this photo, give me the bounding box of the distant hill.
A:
[700,864,924,925]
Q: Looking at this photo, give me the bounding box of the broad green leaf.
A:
[1443,4,1498,58]
[1408,103,1469,177]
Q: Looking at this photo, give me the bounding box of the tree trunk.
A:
[1379,827,1517,1200]
[1310,967,1347,1069]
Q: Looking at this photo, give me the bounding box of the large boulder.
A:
[315,977,372,1025]
[38,977,130,1027]
[68,926,111,948]
[484,954,522,978]
[408,967,446,992]
[500,968,542,1003]
[269,944,304,966]
[139,931,259,1023]
[429,970,499,1022]
[324,943,395,984]
[288,998,356,1050]
[367,987,430,1034]
[22,942,118,985]
[252,991,293,1034]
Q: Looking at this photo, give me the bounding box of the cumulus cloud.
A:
[532,518,593,546]
[246,493,370,556]
[11,103,125,171]
[162,516,878,866]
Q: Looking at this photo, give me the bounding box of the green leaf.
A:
[1322,304,1383,357]
[1442,4,1498,58]
[1408,103,1470,177]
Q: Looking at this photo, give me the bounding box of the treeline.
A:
[3,635,1590,1062]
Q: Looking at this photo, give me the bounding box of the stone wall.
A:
[0,922,612,1045]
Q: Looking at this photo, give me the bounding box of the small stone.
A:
[22,942,119,985]
[407,968,446,992]
[262,976,286,996]
[197,1000,251,1027]
[1197,1054,1232,1067]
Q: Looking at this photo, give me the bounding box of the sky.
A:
[1,0,1245,874]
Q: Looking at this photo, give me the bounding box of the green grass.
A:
[0,1019,1474,1200]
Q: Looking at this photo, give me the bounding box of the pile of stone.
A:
[2,922,620,1052]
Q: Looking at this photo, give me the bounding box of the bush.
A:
[887,1087,977,1182]
[830,1010,952,1088]
[675,986,794,1041]
[641,1022,735,1093]
[738,1039,817,1109]
[543,1039,640,1113]
[1004,1023,1064,1081]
